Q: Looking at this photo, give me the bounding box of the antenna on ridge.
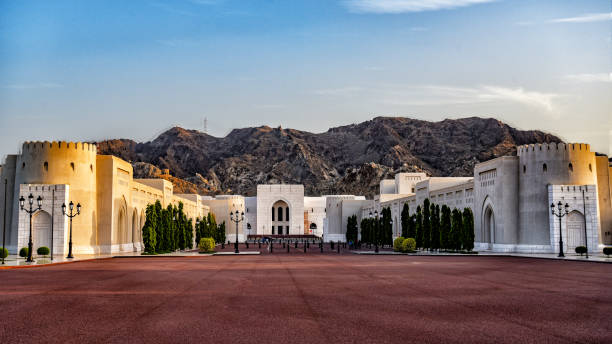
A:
[203,117,208,134]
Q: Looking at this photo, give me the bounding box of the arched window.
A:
[543,163,547,172]
[569,163,573,172]
[272,208,275,221]
[70,162,75,171]
[278,207,283,221]
[523,165,526,174]
[247,223,251,229]
[310,223,317,230]
[589,164,592,172]
[285,207,289,221]
[44,161,48,171]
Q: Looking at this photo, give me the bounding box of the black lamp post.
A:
[229,210,244,254]
[551,201,569,258]
[2,179,7,264]
[62,201,81,259]
[369,210,379,254]
[19,193,42,262]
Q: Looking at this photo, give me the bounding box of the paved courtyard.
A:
[1,255,611,343]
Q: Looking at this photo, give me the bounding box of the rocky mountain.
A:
[97,117,561,198]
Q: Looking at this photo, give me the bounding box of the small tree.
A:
[0,247,8,259]
[393,237,405,252]
[382,207,393,246]
[408,214,416,240]
[142,203,157,254]
[198,238,215,253]
[346,215,358,244]
[217,221,226,244]
[415,206,423,249]
[450,209,463,251]
[401,203,410,238]
[360,218,370,244]
[462,208,475,252]
[37,246,50,257]
[422,199,431,250]
[401,238,416,252]
[431,203,441,251]
[440,205,451,250]
[19,247,28,258]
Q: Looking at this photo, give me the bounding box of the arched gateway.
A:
[271,200,289,235]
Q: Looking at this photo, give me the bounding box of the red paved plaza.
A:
[1,255,611,343]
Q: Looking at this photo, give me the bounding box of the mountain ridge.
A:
[97,116,561,198]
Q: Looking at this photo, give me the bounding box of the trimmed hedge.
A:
[393,237,405,252]
[198,237,215,253]
[574,246,587,256]
[37,246,50,256]
[19,247,29,258]
[603,247,612,257]
[401,238,416,253]
[0,247,8,259]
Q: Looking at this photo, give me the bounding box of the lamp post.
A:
[581,188,589,259]
[2,179,7,264]
[229,210,244,254]
[19,193,43,262]
[62,201,81,259]
[551,201,569,258]
[369,210,379,254]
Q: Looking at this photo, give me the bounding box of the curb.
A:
[0,257,114,270]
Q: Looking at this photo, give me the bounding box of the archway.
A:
[33,210,52,251]
[566,210,586,251]
[483,206,495,244]
[272,200,289,235]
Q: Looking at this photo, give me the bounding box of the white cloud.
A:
[344,0,497,14]
[478,86,558,112]
[564,73,612,83]
[549,12,612,23]
[314,84,562,113]
[3,82,63,90]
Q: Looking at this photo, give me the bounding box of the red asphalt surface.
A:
[1,251,611,343]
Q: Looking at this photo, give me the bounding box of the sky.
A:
[0,0,611,159]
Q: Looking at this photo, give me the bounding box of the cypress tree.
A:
[346,215,358,244]
[154,201,164,252]
[431,203,441,251]
[422,199,431,250]
[462,208,475,251]
[451,209,463,251]
[381,207,392,246]
[360,218,369,244]
[440,205,451,250]
[415,206,423,248]
[186,218,194,249]
[142,204,157,254]
[401,203,410,238]
[408,214,416,240]
[217,221,226,244]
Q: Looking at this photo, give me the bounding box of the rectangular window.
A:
[272,226,275,235]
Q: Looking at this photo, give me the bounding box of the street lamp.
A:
[229,210,244,254]
[551,201,569,258]
[19,193,42,262]
[62,201,81,259]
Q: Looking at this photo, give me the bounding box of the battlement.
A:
[21,141,97,154]
[517,143,592,158]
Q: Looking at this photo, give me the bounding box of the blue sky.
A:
[1,0,610,158]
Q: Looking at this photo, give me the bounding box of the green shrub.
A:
[198,237,215,253]
[574,246,587,256]
[603,247,612,257]
[0,247,8,259]
[393,237,405,252]
[19,247,29,258]
[37,246,50,256]
[401,238,416,252]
